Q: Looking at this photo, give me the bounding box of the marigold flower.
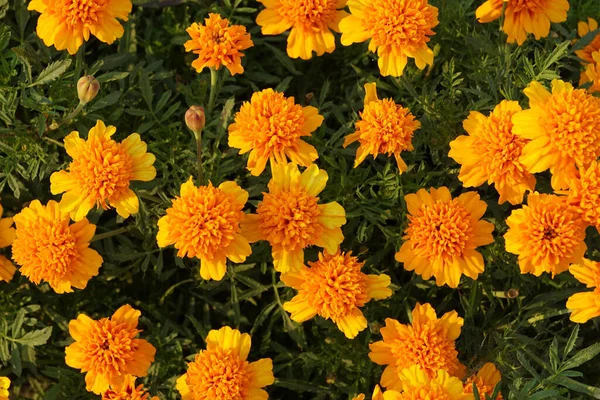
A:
[512,80,600,190]
[242,163,346,273]
[102,375,159,400]
[343,83,420,172]
[353,385,401,400]
[575,18,600,65]
[0,203,16,283]
[463,363,502,400]
[65,305,156,394]
[580,51,600,93]
[395,187,495,288]
[397,366,472,399]
[0,377,9,400]
[567,259,600,323]
[176,326,274,400]
[228,89,322,176]
[184,14,253,76]
[157,178,251,281]
[281,250,392,339]
[369,303,466,391]
[28,0,132,55]
[256,0,349,60]
[475,0,569,45]
[562,161,600,232]
[449,100,535,205]
[340,0,439,77]
[50,120,156,222]
[504,193,587,277]
[11,200,102,294]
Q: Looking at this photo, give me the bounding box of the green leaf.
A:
[264,43,301,76]
[139,70,153,110]
[563,325,579,360]
[30,59,72,87]
[562,343,600,370]
[88,91,122,112]
[16,327,52,347]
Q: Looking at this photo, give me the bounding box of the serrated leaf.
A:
[563,325,579,360]
[88,91,122,112]
[30,59,72,87]
[139,70,153,110]
[16,327,52,347]
[562,343,600,371]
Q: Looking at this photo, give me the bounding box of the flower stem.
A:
[208,67,219,116]
[58,102,85,128]
[91,227,129,243]
[195,131,204,184]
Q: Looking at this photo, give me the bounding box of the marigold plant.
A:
[575,18,600,65]
[102,375,159,400]
[566,259,600,323]
[397,365,471,399]
[463,363,502,399]
[0,203,16,283]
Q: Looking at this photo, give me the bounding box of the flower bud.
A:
[77,75,100,105]
[185,105,206,136]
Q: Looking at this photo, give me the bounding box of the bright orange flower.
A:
[397,366,472,399]
[11,200,102,293]
[65,305,156,394]
[504,193,587,277]
[176,326,274,400]
[575,18,600,65]
[184,14,253,76]
[463,363,502,400]
[0,377,9,400]
[567,259,600,323]
[340,0,439,77]
[344,83,420,172]
[28,0,132,54]
[228,89,322,176]
[353,385,401,400]
[449,100,535,205]
[102,375,159,400]
[281,250,392,339]
[475,0,504,23]
[580,51,600,93]
[157,178,251,281]
[50,120,156,221]
[369,303,466,391]
[0,203,16,283]
[563,161,600,232]
[395,187,495,288]
[242,163,346,273]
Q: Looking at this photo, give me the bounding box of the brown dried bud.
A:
[77,75,100,105]
[185,105,206,136]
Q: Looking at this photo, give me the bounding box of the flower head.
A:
[397,366,472,399]
[184,14,253,76]
[228,89,323,176]
[0,377,9,400]
[11,200,102,293]
[353,385,401,400]
[449,100,536,205]
[566,259,600,323]
[102,375,159,400]
[157,178,251,281]
[563,161,600,232]
[65,305,156,394]
[504,193,587,277]
[28,0,132,54]
[176,326,274,400]
[369,303,465,391]
[580,51,600,93]
[475,0,569,45]
[340,0,439,77]
[281,250,392,339]
[256,0,349,59]
[463,363,502,400]
[0,203,16,283]
[344,83,420,172]
[395,187,495,288]
[242,163,346,273]
[50,120,156,221]
[575,18,600,65]
[512,80,600,190]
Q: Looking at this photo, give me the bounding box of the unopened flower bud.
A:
[77,75,100,105]
[185,105,206,136]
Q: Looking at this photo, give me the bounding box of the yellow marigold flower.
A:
[395,187,495,288]
[281,250,392,339]
[184,14,253,76]
[504,193,587,277]
[397,366,472,399]
[228,89,322,176]
[176,326,274,400]
[102,375,159,400]
[0,203,16,283]
[567,259,600,323]
[11,200,102,294]
[343,83,420,172]
[340,0,439,77]
[475,0,569,45]
[0,377,9,400]
[28,0,132,55]
[369,303,466,391]
[512,80,600,190]
[563,161,600,231]
[50,120,156,222]
[463,363,502,400]
[242,163,346,273]
[449,100,536,205]
[157,178,251,281]
[65,305,156,394]
[580,51,600,93]
[256,0,349,60]
[575,18,600,65]
[353,385,401,400]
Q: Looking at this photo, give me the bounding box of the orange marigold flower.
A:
[343,83,420,172]
[463,363,502,400]
[11,200,102,294]
[50,120,156,222]
[353,385,401,400]
[475,0,569,45]
[575,18,600,65]
[369,303,466,391]
[28,0,132,55]
[65,305,156,394]
[0,203,16,283]
[397,366,472,399]
[449,100,536,205]
[0,377,9,400]
[340,0,439,77]
[256,0,349,60]
[157,178,251,281]
[512,80,600,190]
[563,161,600,232]
[281,250,392,339]
[567,259,600,323]
[395,187,495,288]
[580,51,600,93]
[176,326,274,400]
[184,14,253,76]
[504,193,587,277]
[242,163,346,273]
[228,89,323,176]
[102,375,159,400]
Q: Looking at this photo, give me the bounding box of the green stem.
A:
[58,102,85,128]
[195,131,204,184]
[208,67,219,116]
[91,227,129,243]
[43,137,65,147]
[160,279,194,304]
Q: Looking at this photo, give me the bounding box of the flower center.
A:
[404,387,452,400]
[277,0,339,30]
[84,319,138,377]
[49,0,108,27]
[509,0,550,13]
[526,203,582,261]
